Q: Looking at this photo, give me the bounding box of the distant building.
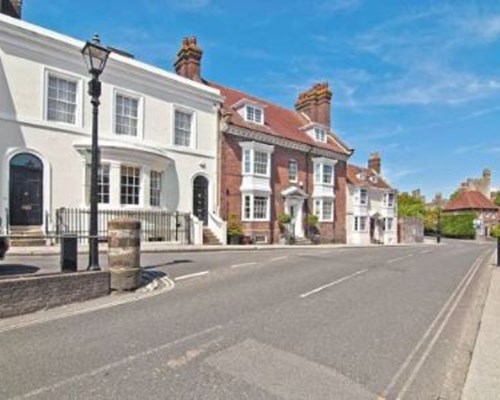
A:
[345,153,398,245]
[443,191,498,237]
[459,168,492,198]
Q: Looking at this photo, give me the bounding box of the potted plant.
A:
[278,212,292,232]
[307,214,321,244]
[227,214,243,245]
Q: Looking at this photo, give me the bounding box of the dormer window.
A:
[357,172,367,181]
[245,105,264,124]
[314,127,327,142]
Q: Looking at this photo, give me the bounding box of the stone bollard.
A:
[108,219,141,291]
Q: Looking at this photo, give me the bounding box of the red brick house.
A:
[443,190,499,237]
[174,37,353,243]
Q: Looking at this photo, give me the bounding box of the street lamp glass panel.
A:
[81,35,111,75]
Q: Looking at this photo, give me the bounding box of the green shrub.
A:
[307,214,319,227]
[441,213,476,239]
[227,214,243,237]
[278,212,292,225]
[491,225,500,238]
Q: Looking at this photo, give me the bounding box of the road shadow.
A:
[0,263,40,277]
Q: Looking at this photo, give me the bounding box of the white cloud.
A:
[350,5,500,106]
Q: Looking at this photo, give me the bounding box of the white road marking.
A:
[231,262,258,269]
[395,251,490,399]
[420,250,433,255]
[300,269,368,299]
[271,256,288,262]
[382,249,491,398]
[174,271,209,281]
[11,325,223,399]
[387,254,414,264]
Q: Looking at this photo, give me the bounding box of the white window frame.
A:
[314,126,327,142]
[359,188,368,205]
[150,170,163,207]
[97,163,110,205]
[288,159,298,183]
[385,217,394,231]
[354,216,368,232]
[172,105,197,149]
[384,192,395,207]
[120,165,142,207]
[313,158,336,186]
[112,88,144,139]
[241,193,270,221]
[245,105,264,124]
[43,68,83,127]
[240,142,274,178]
[313,198,334,222]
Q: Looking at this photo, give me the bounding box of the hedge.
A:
[441,213,477,239]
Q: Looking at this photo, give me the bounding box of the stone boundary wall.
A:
[398,217,424,244]
[0,271,110,318]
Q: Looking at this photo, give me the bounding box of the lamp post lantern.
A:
[81,34,110,271]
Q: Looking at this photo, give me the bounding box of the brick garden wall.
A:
[398,217,424,244]
[0,271,110,318]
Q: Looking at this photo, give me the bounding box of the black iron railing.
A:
[54,208,192,244]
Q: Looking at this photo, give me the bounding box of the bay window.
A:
[240,142,273,177]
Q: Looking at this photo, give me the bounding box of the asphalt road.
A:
[0,241,494,399]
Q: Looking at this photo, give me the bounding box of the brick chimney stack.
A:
[295,83,333,127]
[174,37,203,82]
[368,152,381,174]
[1,0,22,18]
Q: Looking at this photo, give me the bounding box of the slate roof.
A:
[346,164,393,190]
[208,82,352,157]
[443,190,499,211]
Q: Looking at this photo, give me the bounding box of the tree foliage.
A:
[449,190,461,201]
[397,193,426,219]
[495,192,500,207]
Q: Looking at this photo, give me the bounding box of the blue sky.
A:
[24,0,500,199]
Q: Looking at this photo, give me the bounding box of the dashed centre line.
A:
[231,262,258,269]
[299,269,368,298]
[271,256,288,262]
[174,271,209,282]
[387,254,414,264]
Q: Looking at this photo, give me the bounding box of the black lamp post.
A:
[81,34,110,271]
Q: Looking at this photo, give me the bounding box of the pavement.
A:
[0,239,494,399]
[462,254,500,400]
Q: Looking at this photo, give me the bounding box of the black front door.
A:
[9,153,44,226]
[193,176,208,225]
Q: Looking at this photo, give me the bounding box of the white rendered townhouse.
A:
[0,8,225,244]
[346,153,398,245]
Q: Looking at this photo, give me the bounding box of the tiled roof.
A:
[208,82,352,156]
[443,190,499,211]
[346,164,393,190]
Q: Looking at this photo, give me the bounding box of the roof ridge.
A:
[209,81,306,119]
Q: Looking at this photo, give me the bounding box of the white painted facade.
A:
[346,184,398,245]
[0,15,224,242]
